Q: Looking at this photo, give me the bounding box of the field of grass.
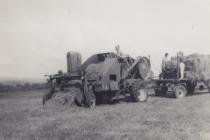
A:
[0,90,210,140]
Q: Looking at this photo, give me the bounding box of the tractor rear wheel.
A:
[131,81,148,102]
[174,84,187,98]
[84,90,96,108]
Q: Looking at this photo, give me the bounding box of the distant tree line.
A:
[0,82,50,92]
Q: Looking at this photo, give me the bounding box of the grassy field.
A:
[0,90,210,140]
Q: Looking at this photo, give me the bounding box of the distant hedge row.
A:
[0,83,50,92]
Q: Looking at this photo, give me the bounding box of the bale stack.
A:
[184,54,210,81]
[162,53,210,81]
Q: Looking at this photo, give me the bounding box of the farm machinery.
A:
[153,52,210,98]
[43,51,152,107]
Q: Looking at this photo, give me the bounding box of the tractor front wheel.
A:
[174,84,187,98]
[131,81,148,102]
[137,88,148,102]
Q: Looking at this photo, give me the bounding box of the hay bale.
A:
[184,54,210,81]
[163,53,210,81]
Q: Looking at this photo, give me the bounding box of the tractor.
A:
[43,51,152,107]
[153,52,210,98]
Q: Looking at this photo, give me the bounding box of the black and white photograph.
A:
[0,0,210,139]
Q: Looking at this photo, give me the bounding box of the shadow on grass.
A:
[187,91,210,96]
[153,90,210,99]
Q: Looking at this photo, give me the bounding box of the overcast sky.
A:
[0,0,210,80]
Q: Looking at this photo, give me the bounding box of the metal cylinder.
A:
[67,51,82,73]
[137,57,151,79]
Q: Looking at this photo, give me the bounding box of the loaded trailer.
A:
[150,52,210,98]
[151,78,210,98]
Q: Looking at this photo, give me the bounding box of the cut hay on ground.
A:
[45,87,81,107]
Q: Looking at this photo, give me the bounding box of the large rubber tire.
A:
[174,84,187,98]
[84,90,96,108]
[130,81,148,102]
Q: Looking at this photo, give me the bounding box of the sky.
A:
[0,0,210,81]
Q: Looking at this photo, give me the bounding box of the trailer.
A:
[151,52,210,98]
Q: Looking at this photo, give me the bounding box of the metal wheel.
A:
[174,84,187,98]
[130,80,148,102]
[137,89,148,102]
